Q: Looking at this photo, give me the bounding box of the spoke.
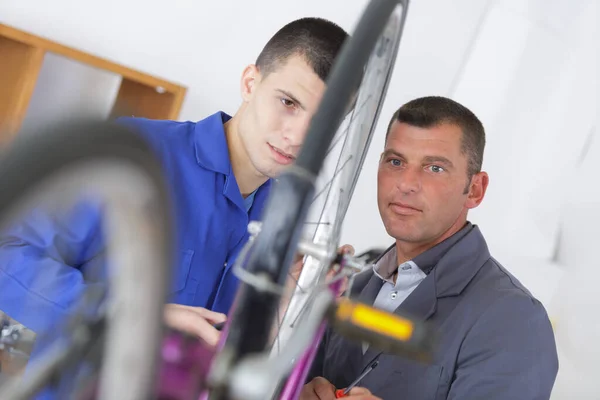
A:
[275,93,372,344]
[275,305,281,355]
[282,269,353,332]
[311,95,373,207]
[310,155,354,205]
[269,7,408,372]
[325,93,372,158]
[326,127,349,157]
[277,93,371,345]
[287,270,306,294]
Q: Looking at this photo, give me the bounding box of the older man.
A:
[303,96,558,400]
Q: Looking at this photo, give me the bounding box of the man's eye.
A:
[389,159,402,167]
[428,165,445,173]
[281,98,295,108]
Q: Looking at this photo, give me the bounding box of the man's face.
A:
[237,54,326,178]
[377,121,488,246]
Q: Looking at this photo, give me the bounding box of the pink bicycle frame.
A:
[155,279,343,400]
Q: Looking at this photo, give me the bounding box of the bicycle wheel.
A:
[208,0,410,398]
[0,120,172,400]
[273,0,408,355]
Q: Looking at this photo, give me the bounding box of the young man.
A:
[302,96,558,399]
[0,17,349,348]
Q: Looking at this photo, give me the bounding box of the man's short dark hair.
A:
[385,96,486,181]
[255,17,349,82]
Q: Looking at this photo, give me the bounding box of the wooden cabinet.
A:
[0,23,187,145]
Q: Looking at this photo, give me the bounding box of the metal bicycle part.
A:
[227,290,335,400]
[0,120,172,400]
[227,270,434,400]
[271,0,409,357]
[208,1,410,399]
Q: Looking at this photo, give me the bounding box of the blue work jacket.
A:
[0,111,272,335]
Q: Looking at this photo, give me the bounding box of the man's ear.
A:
[240,64,260,102]
[465,171,489,209]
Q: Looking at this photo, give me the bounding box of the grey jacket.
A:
[309,225,558,399]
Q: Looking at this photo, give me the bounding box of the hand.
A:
[163,303,226,346]
[288,244,355,283]
[300,377,381,400]
[329,244,355,296]
[272,244,355,342]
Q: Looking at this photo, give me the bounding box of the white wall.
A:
[1,0,491,248]
[0,0,597,397]
[18,52,122,132]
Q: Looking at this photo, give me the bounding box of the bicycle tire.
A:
[273,0,408,355]
[211,0,409,397]
[0,119,173,400]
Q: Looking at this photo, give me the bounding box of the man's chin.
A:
[260,164,291,179]
[385,225,424,243]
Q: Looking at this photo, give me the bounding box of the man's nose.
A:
[282,116,311,148]
[397,168,422,194]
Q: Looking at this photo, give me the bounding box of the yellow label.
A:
[336,299,414,341]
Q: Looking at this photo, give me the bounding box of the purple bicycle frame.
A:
[155,279,343,400]
[277,278,343,399]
